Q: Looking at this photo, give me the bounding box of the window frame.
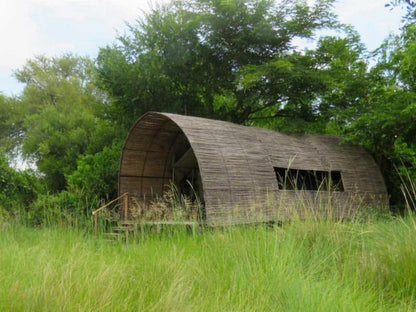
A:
[274,167,344,192]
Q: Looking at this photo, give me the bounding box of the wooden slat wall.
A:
[119,112,388,226]
[119,116,181,199]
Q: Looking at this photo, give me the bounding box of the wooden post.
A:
[140,222,145,241]
[133,223,137,240]
[124,193,129,222]
[94,213,98,236]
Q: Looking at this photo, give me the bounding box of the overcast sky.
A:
[0,0,405,96]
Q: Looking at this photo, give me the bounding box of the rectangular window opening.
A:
[274,167,344,191]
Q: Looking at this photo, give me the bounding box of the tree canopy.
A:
[96,0,340,128]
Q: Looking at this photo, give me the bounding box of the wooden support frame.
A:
[118,112,388,226]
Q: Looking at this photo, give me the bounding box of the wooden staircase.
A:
[92,193,131,241]
[92,193,199,242]
[102,221,138,243]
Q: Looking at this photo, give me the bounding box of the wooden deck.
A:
[92,192,200,242]
[106,220,199,243]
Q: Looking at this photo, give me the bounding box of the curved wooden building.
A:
[119,112,387,225]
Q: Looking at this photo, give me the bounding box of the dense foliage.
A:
[96,0,339,127]
[0,0,415,221]
[0,154,40,218]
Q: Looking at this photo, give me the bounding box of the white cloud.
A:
[0,0,407,96]
[0,1,41,68]
[334,0,404,50]
[0,0,159,94]
[0,0,155,68]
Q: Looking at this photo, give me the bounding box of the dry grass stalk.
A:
[129,184,199,222]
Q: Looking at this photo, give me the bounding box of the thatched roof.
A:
[119,112,387,225]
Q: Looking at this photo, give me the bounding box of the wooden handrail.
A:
[93,192,129,236]
[92,193,129,215]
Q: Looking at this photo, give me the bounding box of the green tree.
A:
[237,27,370,133]
[67,141,122,200]
[0,94,23,153]
[96,0,339,127]
[339,22,416,205]
[0,153,41,217]
[14,54,120,191]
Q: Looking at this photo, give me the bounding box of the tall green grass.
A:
[1,214,416,311]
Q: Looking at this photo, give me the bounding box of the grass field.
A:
[1,214,416,311]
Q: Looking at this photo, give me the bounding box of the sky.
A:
[0,0,406,97]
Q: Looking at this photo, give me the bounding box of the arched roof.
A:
[119,112,387,225]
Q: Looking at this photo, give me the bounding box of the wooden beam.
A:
[173,148,196,168]
[119,175,172,179]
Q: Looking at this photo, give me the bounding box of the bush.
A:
[67,141,121,200]
[26,188,102,227]
[0,154,41,216]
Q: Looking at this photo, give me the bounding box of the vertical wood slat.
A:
[124,193,129,222]
[94,213,98,236]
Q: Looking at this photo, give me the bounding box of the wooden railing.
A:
[92,192,129,236]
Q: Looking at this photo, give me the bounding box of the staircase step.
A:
[101,239,121,243]
[112,226,135,231]
[103,232,123,237]
[102,232,125,242]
